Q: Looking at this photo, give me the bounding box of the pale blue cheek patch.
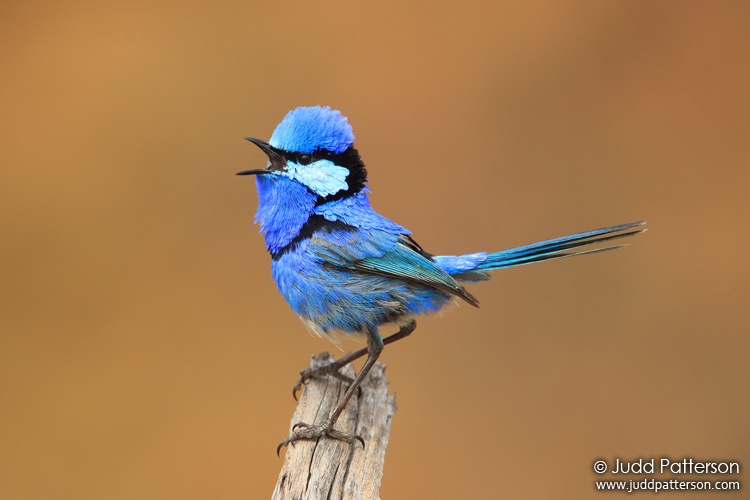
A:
[283,160,350,197]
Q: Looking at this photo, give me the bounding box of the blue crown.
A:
[269,106,355,155]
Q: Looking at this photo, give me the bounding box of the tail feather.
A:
[475,220,646,271]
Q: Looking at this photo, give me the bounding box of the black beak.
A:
[236,137,286,175]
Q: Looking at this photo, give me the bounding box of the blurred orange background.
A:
[2,1,748,498]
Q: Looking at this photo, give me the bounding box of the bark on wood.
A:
[272,353,396,500]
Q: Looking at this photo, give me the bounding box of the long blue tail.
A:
[478,220,646,270]
[433,221,646,281]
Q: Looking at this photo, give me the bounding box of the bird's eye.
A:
[298,154,313,165]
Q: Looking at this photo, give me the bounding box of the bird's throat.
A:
[254,175,318,254]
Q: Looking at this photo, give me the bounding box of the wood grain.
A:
[272,353,395,500]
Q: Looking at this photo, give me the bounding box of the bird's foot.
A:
[292,358,355,401]
[276,420,364,455]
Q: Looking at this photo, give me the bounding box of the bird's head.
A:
[237,106,368,200]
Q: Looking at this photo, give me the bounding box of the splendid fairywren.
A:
[237,106,645,451]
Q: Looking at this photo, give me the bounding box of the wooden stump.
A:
[272,353,396,500]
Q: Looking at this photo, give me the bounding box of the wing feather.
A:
[308,229,479,306]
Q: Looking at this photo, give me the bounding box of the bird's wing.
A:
[308,227,479,306]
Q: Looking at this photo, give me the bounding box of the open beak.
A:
[236,137,286,175]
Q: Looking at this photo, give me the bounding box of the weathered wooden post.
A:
[272,353,396,499]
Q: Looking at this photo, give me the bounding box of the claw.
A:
[291,421,309,432]
[292,380,303,401]
[277,440,290,457]
[291,361,355,401]
[277,420,365,455]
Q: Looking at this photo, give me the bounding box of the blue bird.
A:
[237,106,645,451]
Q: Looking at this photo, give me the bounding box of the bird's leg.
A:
[278,327,388,454]
[292,320,417,400]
